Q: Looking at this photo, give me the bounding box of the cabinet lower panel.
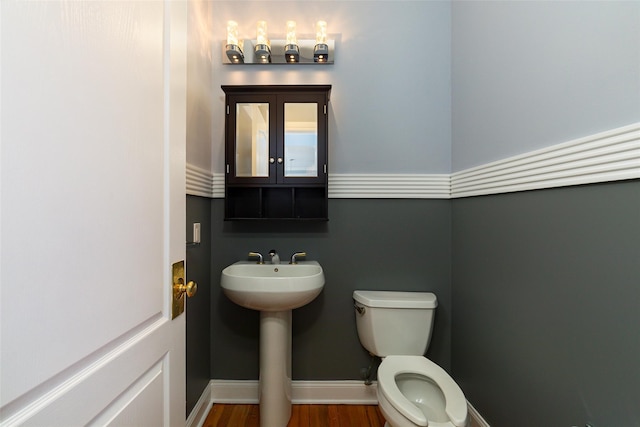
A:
[225,187,327,220]
[263,188,294,218]
[293,188,327,219]
[225,187,262,218]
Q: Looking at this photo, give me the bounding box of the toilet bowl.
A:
[353,290,469,427]
[377,355,468,427]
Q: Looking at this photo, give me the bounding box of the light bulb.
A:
[226,20,239,46]
[315,20,327,45]
[256,21,269,47]
[314,20,329,62]
[286,21,297,45]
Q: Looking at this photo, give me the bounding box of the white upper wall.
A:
[187,1,215,174]
[187,1,639,176]
[452,1,640,172]
[207,1,452,175]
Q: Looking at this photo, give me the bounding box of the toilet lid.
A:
[378,355,468,427]
[353,290,437,309]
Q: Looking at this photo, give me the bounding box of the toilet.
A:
[353,290,468,427]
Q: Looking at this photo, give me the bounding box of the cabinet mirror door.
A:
[284,103,318,178]
[236,102,270,177]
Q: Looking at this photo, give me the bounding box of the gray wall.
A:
[452,1,640,171]
[185,1,214,414]
[206,0,455,383]
[450,2,640,426]
[210,199,452,380]
[451,181,640,427]
[186,196,212,415]
[184,2,640,424]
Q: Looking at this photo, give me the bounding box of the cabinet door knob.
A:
[269,157,275,164]
[277,157,283,164]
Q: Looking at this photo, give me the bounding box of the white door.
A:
[1,1,187,426]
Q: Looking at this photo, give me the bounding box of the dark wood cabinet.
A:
[222,85,331,220]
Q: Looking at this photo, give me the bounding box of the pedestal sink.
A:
[221,261,325,427]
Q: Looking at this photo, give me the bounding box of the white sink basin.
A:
[221,261,325,311]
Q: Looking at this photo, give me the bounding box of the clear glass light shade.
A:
[227,20,239,45]
[286,21,297,45]
[256,20,269,47]
[315,20,327,44]
[226,20,244,62]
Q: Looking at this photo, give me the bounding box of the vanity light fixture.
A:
[314,20,329,62]
[255,20,271,63]
[222,20,333,64]
[284,21,299,63]
[225,20,244,63]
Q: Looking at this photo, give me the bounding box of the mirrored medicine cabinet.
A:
[222,85,331,220]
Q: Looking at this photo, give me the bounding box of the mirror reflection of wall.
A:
[284,103,318,177]
[236,103,269,177]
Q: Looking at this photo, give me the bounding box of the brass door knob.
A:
[174,278,197,298]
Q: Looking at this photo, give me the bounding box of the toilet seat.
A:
[378,355,468,427]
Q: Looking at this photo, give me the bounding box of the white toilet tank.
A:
[353,290,438,357]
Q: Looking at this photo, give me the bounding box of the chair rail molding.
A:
[328,174,451,199]
[186,163,221,198]
[450,122,640,198]
[187,122,639,199]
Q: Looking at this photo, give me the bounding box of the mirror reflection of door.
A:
[284,103,318,177]
[236,102,269,177]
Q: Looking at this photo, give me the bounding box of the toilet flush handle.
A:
[354,303,366,315]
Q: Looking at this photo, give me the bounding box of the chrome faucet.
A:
[269,249,280,264]
[248,251,264,264]
[289,252,307,264]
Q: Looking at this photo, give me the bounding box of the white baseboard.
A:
[209,379,379,404]
[187,379,489,427]
[209,379,258,404]
[186,383,214,427]
[467,401,491,427]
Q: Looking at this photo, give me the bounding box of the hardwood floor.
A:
[203,404,387,427]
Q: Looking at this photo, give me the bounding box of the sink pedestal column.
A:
[259,310,292,427]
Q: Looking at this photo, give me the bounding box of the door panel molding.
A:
[1,317,168,426]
